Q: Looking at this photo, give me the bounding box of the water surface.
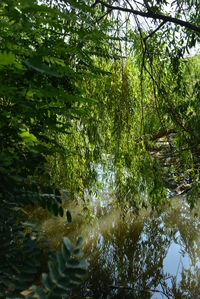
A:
[39,195,200,298]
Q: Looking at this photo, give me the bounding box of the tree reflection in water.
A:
[39,194,200,298]
[78,196,200,299]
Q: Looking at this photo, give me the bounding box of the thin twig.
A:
[143,20,167,41]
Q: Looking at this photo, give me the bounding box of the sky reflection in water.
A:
[78,195,200,298]
[40,194,200,298]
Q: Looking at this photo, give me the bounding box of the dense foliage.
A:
[0,0,107,297]
[0,0,200,297]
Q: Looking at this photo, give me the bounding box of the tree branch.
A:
[143,20,166,41]
[94,9,113,24]
[97,1,200,33]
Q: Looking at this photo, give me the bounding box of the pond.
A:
[37,193,200,299]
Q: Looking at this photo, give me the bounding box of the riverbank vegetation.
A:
[0,0,200,298]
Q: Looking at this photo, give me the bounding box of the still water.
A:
[38,194,200,299]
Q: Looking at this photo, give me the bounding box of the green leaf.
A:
[56,252,66,275]
[76,237,84,248]
[61,243,70,260]
[66,210,72,223]
[73,248,84,258]
[19,131,37,144]
[48,261,59,284]
[58,206,64,217]
[52,203,58,216]
[42,273,54,291]
[0,51,15,66]
[66,259,88,270]
[24,58,62,78]
[63,237,74,253]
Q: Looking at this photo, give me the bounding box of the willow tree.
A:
[51,1,200,208]
[85,0,200,206]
